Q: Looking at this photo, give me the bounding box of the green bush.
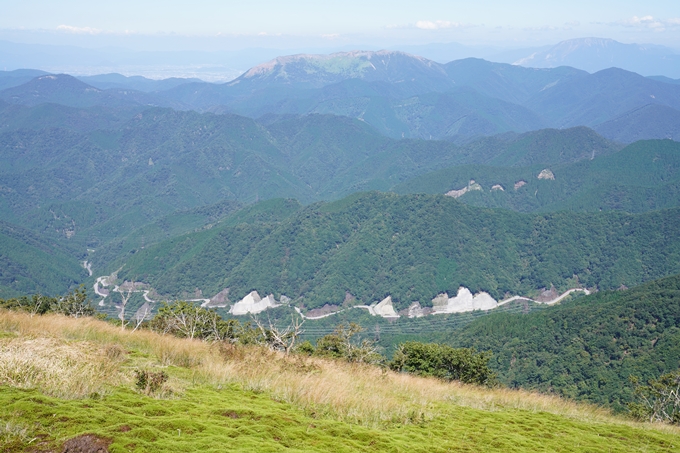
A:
[148,300,237,341]
[134,369,169,395]
[390,342,496,386]
[314,323,382,365]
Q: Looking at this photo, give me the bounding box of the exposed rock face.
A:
[514,180,527,190]
[431,293,450,308]
[491,184,505,191]
[372,296,399,318]
[403,301,431,318]
[229,291,279,315]
[538,169,555,180]
[305,304,341,318]
[445,180,483,199]
[536,285,559,302]
[432,287,498,313]
[205,288,230,308]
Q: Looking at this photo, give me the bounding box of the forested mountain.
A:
[0,68,49,90]
[0,220,86,297]
[76,73,204,92]
[1,51,679,310]
[524,67,680,128]
[438,273,680,412]
[1,106,624,255]
[0,100,144,133]
[151,52,680,142]
[0,74,182,109]
[394,139,680,213]
[5,52,680,142]
[117,192,680,309]
[594,104,680,142]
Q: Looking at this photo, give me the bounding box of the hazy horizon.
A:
[1,0,679,81]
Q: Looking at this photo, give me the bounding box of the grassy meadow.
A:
[1,310,678,452]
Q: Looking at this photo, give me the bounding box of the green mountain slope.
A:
[0,74,180,109]
[1,107,620,255]
[594,104,680,143]
[0,220,86,297]
[0,101,144,134]
[437,274,680,412]
[445,126,621,167]
[118,192,680,310]
[393,139,680,213]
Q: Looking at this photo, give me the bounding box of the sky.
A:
[1,0,680,50]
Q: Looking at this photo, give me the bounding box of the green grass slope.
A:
[1,311,678,452]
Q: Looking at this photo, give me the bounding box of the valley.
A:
[1,34,680,451]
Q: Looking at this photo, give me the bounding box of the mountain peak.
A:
[242,50,428,79]
[513,37,680,77]
[229,50,451,90]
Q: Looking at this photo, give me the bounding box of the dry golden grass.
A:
[0,334,126,399]
[1,309,678,433]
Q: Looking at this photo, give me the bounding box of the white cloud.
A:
[605,16,680,31]
[415,20,461,30]
[56,25,102,34]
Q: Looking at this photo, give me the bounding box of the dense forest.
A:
[435,274,680,412]
[118,192,680,309]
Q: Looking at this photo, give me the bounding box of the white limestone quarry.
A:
[537,169,555,180]
[444,180,483,199]
[431,287,498,314]
[405,302,428,318]
[229,291,280,315]
[514,180,527,190]
[371,296,399,318]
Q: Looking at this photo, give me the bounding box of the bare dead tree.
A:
[131,302,154,332]
[27,294,49,317]
[253,315,305,354]
[118,281,134,330]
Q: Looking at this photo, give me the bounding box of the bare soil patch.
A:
[61,434,111,453]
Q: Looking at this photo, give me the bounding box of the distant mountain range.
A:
[7,54,674,144]
[160,51,680,142]
[1,41,680,300]
[0,73,183,109]
[514,37,680,78]
[2,43,680,143]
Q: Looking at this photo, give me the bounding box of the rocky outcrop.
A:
[445,180,482,198]
[537,169,555,180]
[371,296,399,318]
[431,287,498,314]
[229,291,279,315]
[204,288,230,308]
[402,301,432,318]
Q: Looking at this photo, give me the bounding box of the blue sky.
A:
[1,0,679,49]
